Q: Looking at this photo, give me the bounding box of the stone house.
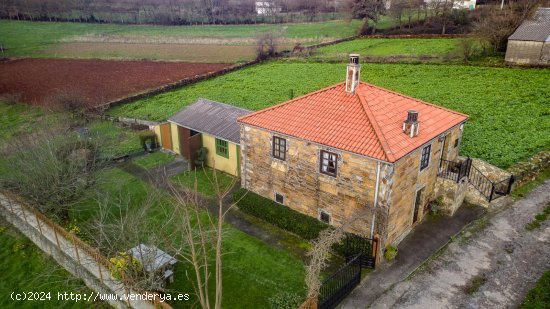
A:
[505,7,550,66]
[156,99,251,176]
[238,55,469,247]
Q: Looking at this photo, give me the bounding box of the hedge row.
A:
[233,188,329,240]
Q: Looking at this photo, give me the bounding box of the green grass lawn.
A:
[172,167,236,197]
[132,151,175,169]
[0,102,52,140]
[520,268,550,309]
[109,61,550,168]
[312,38,463,60]
[0,220,109,309]
[70,168,306,308]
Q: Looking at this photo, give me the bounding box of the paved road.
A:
[369,180,550,309]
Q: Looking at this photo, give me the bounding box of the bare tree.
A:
[256,30,281,60]
[303,209,371,305]
[0,119,101,221]
[166,165,239,309]
[350,0,386,34]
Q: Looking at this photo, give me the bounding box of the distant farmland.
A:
[0,58,228,107]
[0,20,362,62]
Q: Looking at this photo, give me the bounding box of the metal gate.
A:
[318,255,362,309]
[341,234,378,269]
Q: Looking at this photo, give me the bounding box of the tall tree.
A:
[351,0,386,34]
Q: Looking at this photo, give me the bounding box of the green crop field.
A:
[109,61,550,168]
[312,38,464,60]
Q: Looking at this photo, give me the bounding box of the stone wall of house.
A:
[434,177,468,215]
[240,125,379,236]
[386,124,463,245]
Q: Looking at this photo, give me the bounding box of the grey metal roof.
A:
[129,244,176,273]
[509,8,550,42]
[168,98,251,144]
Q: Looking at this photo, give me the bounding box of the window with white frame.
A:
[320,150,338,177]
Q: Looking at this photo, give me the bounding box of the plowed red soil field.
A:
[0,58,228,106]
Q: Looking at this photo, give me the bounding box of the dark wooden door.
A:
[160,123,172,150]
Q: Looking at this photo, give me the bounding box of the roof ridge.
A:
[196,98,253,113]
[237,82,346,122]
[356,88,394,162]
[358,81,469,118]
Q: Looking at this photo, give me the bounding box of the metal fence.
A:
[438,158,515,202]
[341,234,378,269]
[318,255,362,309]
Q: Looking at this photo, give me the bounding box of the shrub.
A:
[138,130,158,151]
[384,245,398,261]
[233,188,328,240]
[109,252,142,280]
[268,292,303,309]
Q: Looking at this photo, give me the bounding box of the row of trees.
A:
[0,0,346,24]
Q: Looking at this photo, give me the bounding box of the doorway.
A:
[413,188,424,223]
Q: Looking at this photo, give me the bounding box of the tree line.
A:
[0,0,347,25]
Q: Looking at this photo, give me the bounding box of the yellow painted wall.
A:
[202,133,239,176]
[153,125,162,146]
[170,123,181,155]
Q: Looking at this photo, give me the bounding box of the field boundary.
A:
[0,192,171,309]
[98,59,260,111]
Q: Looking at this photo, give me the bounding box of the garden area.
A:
[0,100,308,309]
[69,167,306,308]
[109,60,550,169]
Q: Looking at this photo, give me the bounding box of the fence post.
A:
[53,226,61,248]
[72,234,81,265]
[35,212,43,235]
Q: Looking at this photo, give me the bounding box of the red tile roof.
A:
[238,82,468,162]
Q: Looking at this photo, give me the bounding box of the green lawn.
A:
[0,102,51,140]
[71,168,306,308]
[520,268,550,309]
[0,220,109,309]
[312,38,463,60]
[132,151,175,169]
[172,167,236,197]
[109,61,550,168]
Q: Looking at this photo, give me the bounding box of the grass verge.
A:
[132,151,174,169]
[520,268,550,309]
[171,167,235,197]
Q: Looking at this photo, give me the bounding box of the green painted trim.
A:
[215,138,229,158]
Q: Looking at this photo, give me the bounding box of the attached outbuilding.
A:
[505,7,550,66]
[157,99,251,176]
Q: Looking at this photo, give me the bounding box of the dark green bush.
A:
[233,188,328,240]
[138,130,158,151]
[268,292,303,309]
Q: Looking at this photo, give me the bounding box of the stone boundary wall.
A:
[0,192,171,309]
[507,150,550,187]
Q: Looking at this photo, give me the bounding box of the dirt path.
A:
[370,180,550,309]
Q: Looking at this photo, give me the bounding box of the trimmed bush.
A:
[138,130,158,151]
[233,188,328,240]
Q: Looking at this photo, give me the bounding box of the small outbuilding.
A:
[505,7,550,66]
[156,99,251,176]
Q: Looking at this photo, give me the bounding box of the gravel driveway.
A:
[370,180,550,309]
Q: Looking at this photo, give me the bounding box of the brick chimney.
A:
[402,110,419,137]
[345,54,360,93]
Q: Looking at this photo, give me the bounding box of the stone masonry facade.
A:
[240,123,465,247]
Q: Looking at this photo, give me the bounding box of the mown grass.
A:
[70,168,305,309]
[132,151,174,169]
[88,121,143,159]
[520,268,550,309]
[0,220,109,309]
[312,38,463,60]
[109,61,550,168]
[172,167,235,197]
